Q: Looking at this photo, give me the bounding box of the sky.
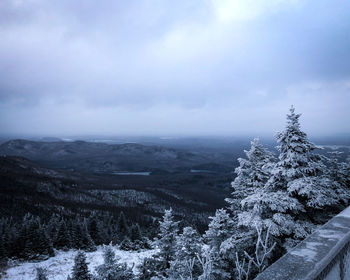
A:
[0,0,350,137]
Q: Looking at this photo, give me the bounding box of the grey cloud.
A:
[0,0,349,136]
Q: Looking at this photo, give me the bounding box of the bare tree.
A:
[197,249,213,280]
[235,225,276,280]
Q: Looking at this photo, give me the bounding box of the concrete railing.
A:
[254,206,350,280]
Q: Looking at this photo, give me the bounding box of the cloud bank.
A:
[0,0,349,136]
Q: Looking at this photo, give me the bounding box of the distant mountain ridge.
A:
[0,139,217,173]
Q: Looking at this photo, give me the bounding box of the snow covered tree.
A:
[237,107,313,240]
[272,106,323,186]
[204,209,234,251]
[169,226,203,279]
[95,245,134,280]
[238,106,349,245]
[278,107,349,217]
[35,267,48,280]
[238,189,307,239]
[156,208,179,267]
[70,251,91,280]
[226,138,275,213]
[203,209,235,279]
[323,151,350,190]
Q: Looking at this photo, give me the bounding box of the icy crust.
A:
[3,247,157,280]
[254,206,350,280]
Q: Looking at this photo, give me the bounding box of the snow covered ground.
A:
[3,247,157,280]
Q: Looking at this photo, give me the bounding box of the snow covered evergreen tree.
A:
[95,245,134,280]
[238,106,349,246]
[323,151,350,191]
[156,208,179,267]
[169,226,203,279]
[35,267,48,280]
[204,209,234,251]
[70,251,91,280]
[226,138,275,213]
[203,209,235,279]
[142,208,180,278]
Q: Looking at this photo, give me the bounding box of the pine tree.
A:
[70,251,91,280]
[54,221,71,251]
[169,226,203,279]
[273,106,322,185]
[87,216,103,246]
[23,217,38,260]
[130,224,142,243]
[277,107,349,215]
[0,235,6,260]
[203,209,235,279]
[95,245,134,280]
[226,138,275,213]
[80,224,96,252]
[237,106,348,245]
[128,223,146,251]
[37,227,54,258]
[47,214,60,242]
[116,212,129,243]
[204,209,234,251]
[156,208,179,271]
[323,151,350,192]
[35,267,48,280]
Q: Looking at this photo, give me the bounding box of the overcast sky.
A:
[0,0,349,137]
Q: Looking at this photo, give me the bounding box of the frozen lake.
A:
[112,171,151,176]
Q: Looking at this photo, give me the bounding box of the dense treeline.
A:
[0,211,153,263]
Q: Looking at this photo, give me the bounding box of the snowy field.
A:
[2,247,157,280]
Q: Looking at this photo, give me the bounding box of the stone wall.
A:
[254,206,350,280]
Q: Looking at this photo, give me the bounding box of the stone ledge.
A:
[254,206,350,280]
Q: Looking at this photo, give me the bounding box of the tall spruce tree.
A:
[203,209,235,279]
[116,212,129,243]
[238,106,349,247]
[169,226,203,279]
[54,221,71,251]
[87,215,104,246]
[238,107,314,240]
[156,208,179,270]
[70,251,91,280]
